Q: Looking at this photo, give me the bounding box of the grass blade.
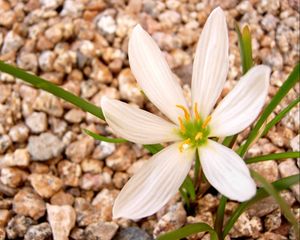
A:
[143,144,163,154]
[83,129,127,143]
[246,152,300,164]
[0,61,105,120]
[157,223,218,240]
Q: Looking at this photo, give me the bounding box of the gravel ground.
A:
[0,0,299,239]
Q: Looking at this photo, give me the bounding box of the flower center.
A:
[176,103,211,152]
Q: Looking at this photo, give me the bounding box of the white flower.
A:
[101,7,270,220]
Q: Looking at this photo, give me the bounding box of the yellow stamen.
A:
[179,138,191,152]
[195,132,203,141]
[178,116,185,133]
[202,115,212,129]
[176,104,190,121]
[194,103,200,121]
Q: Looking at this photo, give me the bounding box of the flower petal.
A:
[192,7,229,119]
[113,143,195,219]
[209,65,271,137]
[128,24,188,124]
[101,97,180,144]
[199,140,256,201]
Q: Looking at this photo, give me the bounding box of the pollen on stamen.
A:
[178,116,186,133]
[202,115,212,129]
[179,138,191,152]
[176,104,190,121]
[194,103,200,121]
[195,132,203,141]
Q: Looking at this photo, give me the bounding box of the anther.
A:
[178,116,185,133]
[194,103,200,121]
[202,115,212,129]
[176,105,190,121]
[179,138,191,152]
[195,132,203,141]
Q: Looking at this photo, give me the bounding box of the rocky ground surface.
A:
[0,0,299,239]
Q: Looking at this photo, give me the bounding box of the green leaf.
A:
[235,23,253,74]
[194,151,201,186]
[0,61,105,120]
[246,152,300,164]
[143,144,163,155]
[181,175,196,201]
[83,129,127,143]
[239,63,300,156]
[214,195,227,239]
[251,171,299,235]
[262,97,300,137]
[156,223,218,240]
[222,174,300,238]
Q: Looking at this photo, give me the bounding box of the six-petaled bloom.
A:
[101,7,271,220]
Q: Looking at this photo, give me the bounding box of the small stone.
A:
[58,160,81,187]
[80,80,98,99]
[1,31,24,54]
[49,117,67,137]
[28,132,64,161]
[24,222,52,240]
[0,167,27,188]
[66,137,94,163]
[25,112,47,133]
[29,173,63,198]
[278,159,300,202]
[33,92,63,117]
[113,172,129,189]
[114,227,152,240]
[81,158,103,173]
[197,194,219,212]
[0,228,4,240]
[64,109,85,123]
[153,203,186,237]
[0,10,15,28]
[257,232,288,240]
[6,215,36,239]
[106,145,136,171]
[50,191,74,206]
[0,148,30,167]
[9,123,29,143]
[40,0,63,10]
[118,68,144,107]
[186,212,214,240]
[290,134,299,152]
[84,221,118,240]
[47,204,76,240]
[38,51,56,72]
[249,160,279,185]
[92,142,116,160]
[13,188,46,220]
[70,227,85,240]
[90,59,113,84]
[0,209,11,227]
[230,212,262,238]
[265,209,281,231]
[60,0,84,17]
[96,14,117,36]
[74,198,102,227]
[80,173,105,191]
[17,52,38,73]
[0,135,11,154]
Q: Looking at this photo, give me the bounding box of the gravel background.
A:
[0,0,299,239]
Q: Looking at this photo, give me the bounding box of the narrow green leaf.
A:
[262,97,300,137]
[240,63,300,156]
[246,152,300,164]
[0,61,105,120]
[179,187,191,210]
[222,174,300,238]
[157,223,218,240]
[251,171,299,235]
[194,151,200,186]
[214,195,227,239]
[181,175,196,201]
[143,144,163,155]
[83,129,127,143]
[235,23,253,74]
[222,135,237,148]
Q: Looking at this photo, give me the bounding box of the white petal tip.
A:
[100,96,109,106]
[232,179,257,202]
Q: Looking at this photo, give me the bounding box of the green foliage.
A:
[83,129,127,143]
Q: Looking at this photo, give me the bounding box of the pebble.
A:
[47,204,76,240]
[84,221,118,240]
[0,167,28,188]
[153,203,186,237]
[38,51,56,72]
[13,188,46,220]
[60,0,84,17]
[186,212,214,240]
[118,68,144,107]
[264,209,281,231]
[90,59,113,84]
[65,137,94,163]
[8,123,29,143]
[17,52,39,73]
[50,190,74,206]
[0,209,11,227]
[249,160,279,185]
[1,31,24,54]
[114,227,153,240]
[92,141,116,160]
[24,222,52,240]
[33,92,64,117]
[6,215,36,239]
[278,159,300,202]
[96,14,117,36]
[25,112,48,133]
[113,172,129,189]
[58,160,81,187]
[28,132,64,161]
[81,158,103,174]
[29,173,63,198]
[0,135,11,154]
[0,148,30,167]
[64,109,85,123]
[106,145,136,171]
